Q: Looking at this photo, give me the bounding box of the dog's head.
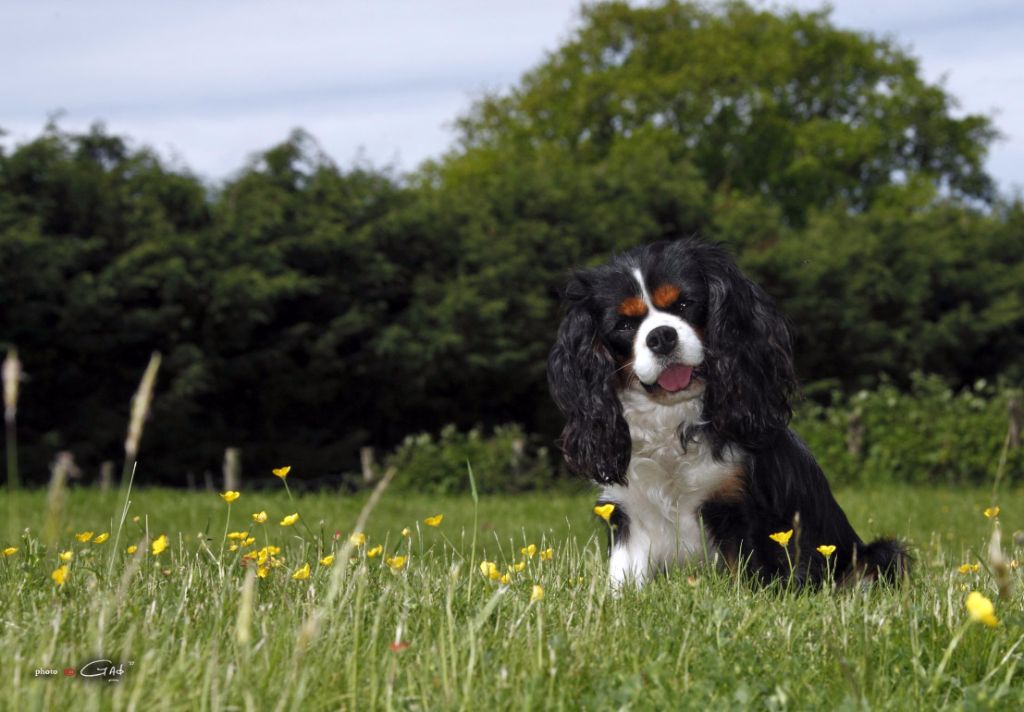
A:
[547,238,797,484]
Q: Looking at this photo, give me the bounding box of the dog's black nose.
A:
[646,326,678,355]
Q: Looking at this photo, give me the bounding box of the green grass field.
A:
[2,480,1023,710]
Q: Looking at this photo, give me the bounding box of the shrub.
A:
[386,424,553,494]
[793,374,1022,486]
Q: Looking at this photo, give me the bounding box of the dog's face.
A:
[591,254,709,401]
[549,238,797,484]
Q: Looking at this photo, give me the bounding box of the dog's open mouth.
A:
[642,363,696,394]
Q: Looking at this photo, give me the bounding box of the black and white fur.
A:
[548,238,908,588]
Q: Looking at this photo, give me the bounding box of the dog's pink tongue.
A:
[657,364,693,392]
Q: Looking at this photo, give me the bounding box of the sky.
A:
[2,0,1022,193]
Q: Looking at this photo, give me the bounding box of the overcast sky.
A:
[2,1,1022,193]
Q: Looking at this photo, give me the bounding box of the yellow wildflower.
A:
[531,584,544,602]
[386,555,407,571]
[51,565,70,587]
[966,591,998,627]
[593,503,615,522]
[59,550,73,562]
[509,562,526,573]
[320,554,335,566]
[256,565,269,578]
[401,527,411,537]
[349,532,366,546]
[816,545,836,558]
[273,466,291,478]
[3,547,17,556]
[229,544,239,552]
[500,573,510,585]
[958,563,981,574]
[479,561,500,581]
[291,563,311,580]
[242,537,256,547]
[75,531,94,543]
[521,544,537,559]
[984,506,1000,519]
[540,548,554,561]
[220,491,240,503]
[127,545,138,554]
[152,534,168,556]
[769,530,793,547]
[252,511,268,524]
[367,545,383,558]
[132,515,140,523]
[92,533,109,544]
[280,513,299,527]
[227,531,248,540]
[424,514,443,527]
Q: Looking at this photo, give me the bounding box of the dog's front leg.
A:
[608,528,651,589]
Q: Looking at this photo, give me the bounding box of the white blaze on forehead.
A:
[630,267,704,384]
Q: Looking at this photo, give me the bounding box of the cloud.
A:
[2,0,1021,191]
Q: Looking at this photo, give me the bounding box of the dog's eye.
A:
[671,299,688,313]
[615,318,638,332]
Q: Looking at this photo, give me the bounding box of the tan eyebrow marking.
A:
[652,283,681,309]
[617,296,647,317]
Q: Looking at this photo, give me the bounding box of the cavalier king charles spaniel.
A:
[548,238,908,588]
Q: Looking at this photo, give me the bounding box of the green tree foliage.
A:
[1,2,1021,485]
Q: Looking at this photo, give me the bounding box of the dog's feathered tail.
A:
[856,538,911,584]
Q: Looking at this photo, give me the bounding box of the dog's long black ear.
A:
[694,241,797,454]
[547,276,631,485]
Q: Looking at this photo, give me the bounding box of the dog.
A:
[547,238,908,588]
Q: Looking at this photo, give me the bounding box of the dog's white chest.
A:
[601,391,741,586]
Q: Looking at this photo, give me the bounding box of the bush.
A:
[793,374,1023,486]
[385,424,554,494]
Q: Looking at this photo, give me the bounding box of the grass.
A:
[2,481,1024,710]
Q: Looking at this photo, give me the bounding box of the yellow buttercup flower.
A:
[2,547,16,556]
[499,573,511,585]
[540,548,553,561]
[280,513,300,527]
[92,533,109,544]
[126,545,138,554]
[320,554,335,566]
[958,563,981,574]
[75,531,94,543]
[59,550,73,562]
[816,545,836,558]
[593,503,615,522]
[273,466,291,479]
[229,544,239,552]
[349,532,366,546]
[966,591,998,627]
[51,565,70,586]
[252,511,268,524]
[220,491,240,503]
[227,531,248,540]
[521,544,537,559]
[531,584,544,602]
[401,527,411,537]
[769,530,794,547]
[479,561,500,581]
[152,534,168,555]
[386,555,407,571]
[256,565,269,578]
[984,506,1000,518]
[367,545,383,558]
[509,562,526,573]
[291,563,311,580]
[424,514,443,527]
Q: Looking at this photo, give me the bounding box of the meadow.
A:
[2,476,1023,710]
